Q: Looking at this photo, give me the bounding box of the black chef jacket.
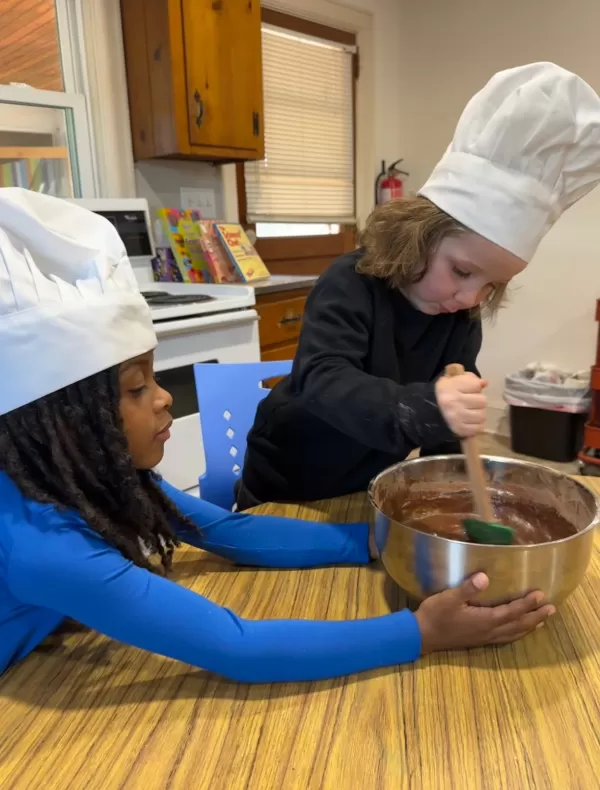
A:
[241,250,482,503]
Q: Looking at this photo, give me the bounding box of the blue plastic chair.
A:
[194,361,293,510]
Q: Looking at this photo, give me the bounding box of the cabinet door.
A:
[261,341,298,363]
[182,0,263,154]
[256,295,306,348]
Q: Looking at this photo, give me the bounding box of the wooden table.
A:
[2,483,600,790]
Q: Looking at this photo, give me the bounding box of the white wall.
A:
[80,0,136,198]
[135,160,224,216]
[398,0,600,433]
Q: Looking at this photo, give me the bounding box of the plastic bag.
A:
[504,362,591,413]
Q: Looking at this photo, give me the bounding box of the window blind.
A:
[244,24,355,224]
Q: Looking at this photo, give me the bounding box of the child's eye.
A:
[129,385,147,396]
[453,266,471,279]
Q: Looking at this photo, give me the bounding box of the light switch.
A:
[180,187,217,219]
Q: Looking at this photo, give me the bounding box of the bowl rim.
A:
[367,454,600,550]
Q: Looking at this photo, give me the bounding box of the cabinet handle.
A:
[193,90,205,127]
[252,111,260,136]
[278,313,302,326]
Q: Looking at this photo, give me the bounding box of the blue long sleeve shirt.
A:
[0,473,421,681]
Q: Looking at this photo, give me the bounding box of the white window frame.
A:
[0,0,99,197]
[55,0,89,94]
[0,85,96,198]
[256,222,341,238]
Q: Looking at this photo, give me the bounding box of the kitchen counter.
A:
[2,483,600,788]
[234,274,318,295]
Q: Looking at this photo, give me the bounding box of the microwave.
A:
[68,198,155,286]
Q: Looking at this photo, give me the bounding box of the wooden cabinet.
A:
[261,341,300,362]
[256,289,312,361]
[120,0,264,163]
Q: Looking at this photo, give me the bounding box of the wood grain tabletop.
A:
[1,483,600,790]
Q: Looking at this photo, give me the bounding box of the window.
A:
[0,0,96,197]
[238,10,357,274]
[245,15,355,232]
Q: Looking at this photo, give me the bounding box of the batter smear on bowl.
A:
[392,487,578,545]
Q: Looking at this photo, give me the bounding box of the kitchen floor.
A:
[479,433,579,475]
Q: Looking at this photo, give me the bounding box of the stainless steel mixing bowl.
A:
[369,455,600,605]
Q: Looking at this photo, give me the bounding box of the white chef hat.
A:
[419,62,600,262]
[0,188,156,416]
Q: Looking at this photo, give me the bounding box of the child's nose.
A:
[455,286,486,309]
[155,385,173,411]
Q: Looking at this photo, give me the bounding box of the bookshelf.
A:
[0,145,72,195]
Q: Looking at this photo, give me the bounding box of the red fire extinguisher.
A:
[375,159,409,205]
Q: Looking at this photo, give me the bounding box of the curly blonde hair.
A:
[357,196,506,316]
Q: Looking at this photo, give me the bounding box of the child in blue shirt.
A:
[0,189,552,682]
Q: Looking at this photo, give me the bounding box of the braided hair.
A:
[0,365,195,573]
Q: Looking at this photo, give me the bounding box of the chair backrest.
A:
[194,361,293,509]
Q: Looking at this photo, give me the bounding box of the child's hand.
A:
[415,573,555,654]
[435,372,487,437]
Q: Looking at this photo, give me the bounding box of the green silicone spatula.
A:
[445,364,515,546]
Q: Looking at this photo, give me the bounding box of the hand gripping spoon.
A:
[444,364,514,545]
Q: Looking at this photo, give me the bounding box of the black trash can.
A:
[509,405,586,463]
[505,368,590,463]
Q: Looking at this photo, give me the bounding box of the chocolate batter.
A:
[382,485,578,545]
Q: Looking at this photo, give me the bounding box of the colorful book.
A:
[178,210,215,283]
[214,223,270,282]
[156,208,213,283]
[151,248,183,282]
[197,220,240,283]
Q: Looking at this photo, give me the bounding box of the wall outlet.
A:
[180,187,217,219]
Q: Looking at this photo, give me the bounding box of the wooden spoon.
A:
[444,363,514,545]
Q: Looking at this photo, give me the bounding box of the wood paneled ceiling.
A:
[0,0,63,92]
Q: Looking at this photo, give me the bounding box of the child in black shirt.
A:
[239,198,524,505]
